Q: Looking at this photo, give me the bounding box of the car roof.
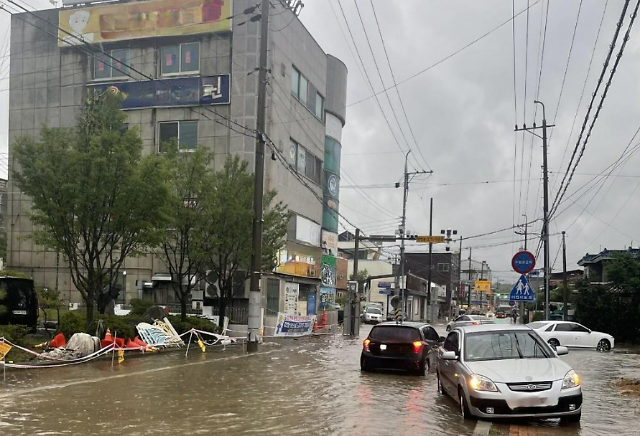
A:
[376,321,432,329]
[457,324,533,333]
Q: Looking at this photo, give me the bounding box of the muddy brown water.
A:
[0,324,638,435]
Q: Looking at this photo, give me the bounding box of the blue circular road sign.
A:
[511,251,536,274]
[509,300,516,307]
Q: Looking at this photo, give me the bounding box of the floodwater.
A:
[0,324,639,436]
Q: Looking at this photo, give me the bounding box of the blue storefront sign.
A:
[88,74,230,109]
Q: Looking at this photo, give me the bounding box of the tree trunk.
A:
[217,292,227,331]
[181,297,187,322]
[86,291,94,328]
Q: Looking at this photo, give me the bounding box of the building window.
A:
[94,49,129,79]
[160,42,200,75]
[291,65,324,121]
[437,263,450,272]
[289,139,322,185]
[158,121,198,152]
[267,278,280,314]
[291,68,300,99]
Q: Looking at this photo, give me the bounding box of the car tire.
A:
[360,357,372,373]
[597,339,611,352]
[459,387,473,420]
[560,411,581,423]
[548,338,560,349]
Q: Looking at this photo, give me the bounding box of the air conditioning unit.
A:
[192,300,202,310]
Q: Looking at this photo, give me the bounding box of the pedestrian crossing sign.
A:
[509,275,534,301]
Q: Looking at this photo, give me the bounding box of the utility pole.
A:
[515,100,554,322]
[247,0,271,353]
[397,152,432,323]
[562,231,568,321]
[427,197,433,321]
[467,248,472,310]
[457,236,462,317]
[399,152,410,322]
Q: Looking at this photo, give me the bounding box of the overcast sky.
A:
[2,1,640,286]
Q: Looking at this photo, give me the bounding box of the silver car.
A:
[436,324,582,422]
[446,315,494,332]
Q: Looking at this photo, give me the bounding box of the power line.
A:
[335,0,420,169]
[550,0,635,217]
[368,0,432,172]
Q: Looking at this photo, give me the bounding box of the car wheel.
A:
[446,325,451,332]
[560,411,581,423]
[597,339,611,352]
[459,387,474,420]
[548,338,560,349]
[360,357,372,372]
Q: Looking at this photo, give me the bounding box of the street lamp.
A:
[441,228,458,318]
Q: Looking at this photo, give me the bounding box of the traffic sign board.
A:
[509,275,534,301]
[509,300,516,307]
[511,251,536,274]
[379,290,392,295]
[416,235,446,244]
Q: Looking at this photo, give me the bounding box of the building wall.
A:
[7,2,347,306]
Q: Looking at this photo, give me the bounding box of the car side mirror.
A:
[442,351,458,360]
[439,336,446,342]
[555,346,569,356]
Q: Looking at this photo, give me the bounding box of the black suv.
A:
[360,322,444,376]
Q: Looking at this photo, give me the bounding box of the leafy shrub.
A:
[168,316,221,335]
[57,311,86,339]
[129,298,154,316]
[531,311,544,322]
[0,325,30,345]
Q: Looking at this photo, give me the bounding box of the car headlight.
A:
[468,374,498,392]
[562,370,580,389]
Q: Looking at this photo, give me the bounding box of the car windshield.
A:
[464,331,552,362]
[366,308,382,314]
[370,326,420,342]
[527,322,550,330]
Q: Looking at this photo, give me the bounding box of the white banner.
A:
[284,282,299,315]
[274,313,316,337]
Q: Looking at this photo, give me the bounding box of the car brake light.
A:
[363,339,371,352]
[472,321,479,325]
[412,341,423,353]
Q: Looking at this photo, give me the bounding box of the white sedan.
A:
[528,321,614,351]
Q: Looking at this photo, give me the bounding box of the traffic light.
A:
[497,293,501,298]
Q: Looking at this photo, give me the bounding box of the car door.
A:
[571,323,593,347]
[422,326,441,367]
[552,322,575,346]
[439,331,460,395]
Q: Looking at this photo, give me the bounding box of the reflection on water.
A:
[0,326,638,436]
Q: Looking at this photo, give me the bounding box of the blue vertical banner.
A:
[307,292,316,315]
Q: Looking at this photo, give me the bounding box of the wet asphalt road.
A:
[0,321,639,436]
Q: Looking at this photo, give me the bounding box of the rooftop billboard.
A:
[58,0,233,47]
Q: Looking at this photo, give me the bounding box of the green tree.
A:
[197,156,290,323]
[350,269,369,294]
[37,287,64,335]
[158,145,212,321]
[12,92,171,326]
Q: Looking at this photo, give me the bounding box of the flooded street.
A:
[1,324,639,436]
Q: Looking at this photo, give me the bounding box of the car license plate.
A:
[380,344,387,351]
[12,310,27,315]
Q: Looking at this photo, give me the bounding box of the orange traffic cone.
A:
[321,309,327,330]
[312,318,318,332]
[104,328,113,342]
[48,332,66,348]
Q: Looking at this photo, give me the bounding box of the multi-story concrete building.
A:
[6,0,347,324]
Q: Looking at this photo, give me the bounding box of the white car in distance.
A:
[528,321,614,351]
